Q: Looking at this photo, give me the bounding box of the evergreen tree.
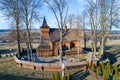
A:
[91,64,95,71]
[113,65,118,74]
[113,73,119,80]
[67,72,71,80]
[100,61,104,71]
[97,65,101,75]
[106,68,109,80]
[107,62,111,74]
[55,72,60,80]
[88,64,91,69]
[103,66,109,80]
[62,76,67,80]
[51,74,55,80]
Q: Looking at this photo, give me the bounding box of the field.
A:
[0,43,39,50]
[0,57,97,80]
[0,57,56,80]
[0,40,120,80]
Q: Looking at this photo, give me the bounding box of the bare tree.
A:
[82,16,86,49]
[20,0,42,61]
[86,0,120,57]
[87,0,99,54]
[44,0,69,63]
[0,0,21,58]
[99,0,120,55]
[76,15,83,59]
[68,14,84,60]
[8,27,25,43]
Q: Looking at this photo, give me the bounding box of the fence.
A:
[14,56,87,72]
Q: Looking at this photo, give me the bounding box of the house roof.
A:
[50,28,84,42]
[36,45,52,51]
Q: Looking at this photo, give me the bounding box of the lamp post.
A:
[61,62,65,77]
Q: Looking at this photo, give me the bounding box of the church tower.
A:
[37,17,52,57]
[40,17,50,46]
[40,17,50,38]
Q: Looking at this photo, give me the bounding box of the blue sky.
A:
[0,0,86,29]
[0,0,119,30]
[43,0,86,28]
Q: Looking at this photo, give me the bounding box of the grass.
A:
[0,43,16,50]
[0,57,96,80]
[105,45,120,71]
[0,40,120,80]
[0,57,56,80]
[0,43,39,50]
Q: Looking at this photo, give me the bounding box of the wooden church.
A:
[36,17,84,57]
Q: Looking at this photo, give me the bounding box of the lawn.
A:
[0,57,97,80]
[0,40,119,80]
[0,57,56,80]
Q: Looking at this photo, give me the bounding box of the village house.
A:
[36,17,84,57]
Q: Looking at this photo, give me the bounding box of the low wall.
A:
[14,56,87,72]
[88,69,104,80]
[14,56,61,71]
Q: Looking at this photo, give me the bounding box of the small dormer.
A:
[40,17,50,38]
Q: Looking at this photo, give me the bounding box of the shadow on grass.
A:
[105,46,114,50]
[0,73,51,80]
[101,52,117,64]
[99,45,120,65]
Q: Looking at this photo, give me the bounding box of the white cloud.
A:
[0,13,6,23]
[0,13,9,29]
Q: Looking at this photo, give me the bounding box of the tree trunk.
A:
[27,28,32,61]
[91,32,94,52]
[26,25,32,61]
[27,42,30,61]
[26,10,32,61]
[59,30,63,63]
[78,40,80,61]
[100,36,105,55]
[16,22,21,59]
[91,32,97,54]
[84,33,86,48]
[93,30,97,54]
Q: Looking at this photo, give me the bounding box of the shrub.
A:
[67,71,71,80]
[113,73,119,80]
[97,65,101,75]
[91,64,95,71]
[106,62,111,74]
[100,61,104,71]
[113,64,118,74]
[51,74,55,80]
[88,64,91,69]
[55,72,60,80]
[62,76,67,80]
[103,66,109,80]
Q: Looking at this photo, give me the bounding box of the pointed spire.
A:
[41,16,49,28]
